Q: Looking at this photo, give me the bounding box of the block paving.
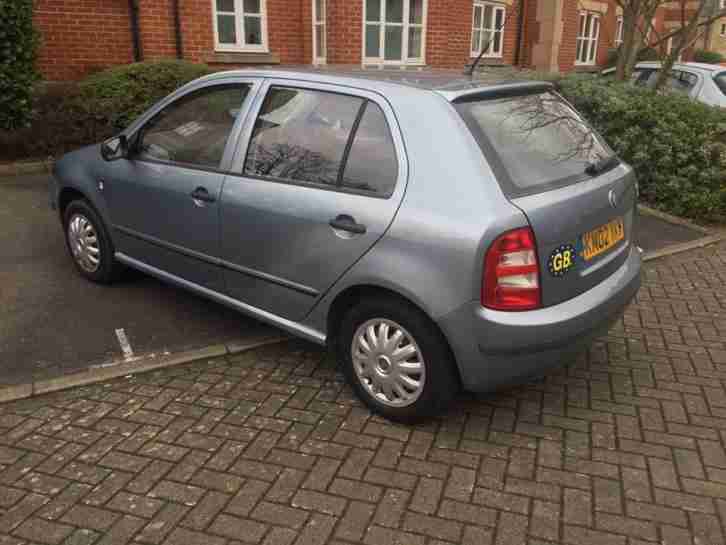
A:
[1,242,726,544]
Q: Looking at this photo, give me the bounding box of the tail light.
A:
[482,227,541,311]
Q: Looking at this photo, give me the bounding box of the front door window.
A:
[364,0,426,65]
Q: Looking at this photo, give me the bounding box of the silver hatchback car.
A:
[52,68,641,421]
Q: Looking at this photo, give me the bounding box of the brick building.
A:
[33,0,710,81]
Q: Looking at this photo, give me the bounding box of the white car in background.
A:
[602,61,726,107]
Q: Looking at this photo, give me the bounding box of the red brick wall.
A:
[558,0,579,72]
[138,1,178,60]
[327,0,363,64]
[33,0,134,81]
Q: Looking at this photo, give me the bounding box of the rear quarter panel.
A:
[303,87,528,331]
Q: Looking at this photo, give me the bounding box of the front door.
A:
[219,81,406,322]
[104,81,255,292]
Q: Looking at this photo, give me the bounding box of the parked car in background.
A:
[51,68,641,422]
[602,62,726,107]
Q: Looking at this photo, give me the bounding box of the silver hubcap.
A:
[67,214,100,273]
[351,319,426,407]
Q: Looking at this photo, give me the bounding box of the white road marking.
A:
[115,328,134,360]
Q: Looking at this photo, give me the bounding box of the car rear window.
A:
[456,91,613,196]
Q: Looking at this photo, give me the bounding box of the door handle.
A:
[190,186,215,203]
[329,214,367,235]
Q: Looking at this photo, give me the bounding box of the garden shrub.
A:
[558,75,726,222]
[0,0,39,129]
[693,49,724,64]
[79,59,214,130]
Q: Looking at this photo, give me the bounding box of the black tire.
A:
[337,296,459,423]
[63,199,122,284]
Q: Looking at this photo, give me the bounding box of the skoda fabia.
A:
[52,69,641,422]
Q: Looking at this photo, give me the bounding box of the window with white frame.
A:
[313,0,326,63]
[471,2,505,58]
[363,0,426,65]
[575,12,600,65]
[213,0,267,52]
[614,16,623,47]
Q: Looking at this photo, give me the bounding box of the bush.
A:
[0,0,40,129]
[79,59,214,131]
[558,75,726,222]
[0,60,213,161]
[693,49,724,64]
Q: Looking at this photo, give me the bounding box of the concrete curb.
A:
[638,204,711,234]
[0,334,289,404]
[638,204,724,262]
[0,160,54,178]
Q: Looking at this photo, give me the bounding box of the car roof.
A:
[201,66,552,102]
[636,61,726,74]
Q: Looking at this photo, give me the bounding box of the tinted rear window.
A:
[714,72,726,96]
[456,91,612,196]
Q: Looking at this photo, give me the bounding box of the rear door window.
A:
[244,87,362,187]
[456,91,612,196]
[341,102,398,196]
[244,86,398,196]
[714,72,726,95]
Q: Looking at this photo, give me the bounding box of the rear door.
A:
[455,89,637,307]
[218,79,407,321]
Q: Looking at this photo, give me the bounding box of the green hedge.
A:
[79,59,214,130]
[558,75,726,222]
[0,0,39,129]
[693,49,724,64]
[0,60,213,161]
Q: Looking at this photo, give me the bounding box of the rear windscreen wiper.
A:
[585,155,619,176]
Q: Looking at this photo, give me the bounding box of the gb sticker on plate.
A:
[548,244,577,277]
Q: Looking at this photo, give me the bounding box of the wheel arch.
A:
[325,284,463,388]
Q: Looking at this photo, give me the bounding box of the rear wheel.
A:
[63,200,122,284]
[337,297,458,423]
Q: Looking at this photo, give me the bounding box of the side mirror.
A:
[100,135,128,161]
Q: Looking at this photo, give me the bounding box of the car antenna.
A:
[465,16,507,77]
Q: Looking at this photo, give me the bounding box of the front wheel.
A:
[63,199,122,284]
[337,297,459,423]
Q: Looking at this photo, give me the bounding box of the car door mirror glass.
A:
[100,135,128,161]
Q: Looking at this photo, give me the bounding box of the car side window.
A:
[341,102,398,196]
[136,84,250,169]
[244,87,363,187]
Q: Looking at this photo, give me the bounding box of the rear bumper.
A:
[438,244,642,392]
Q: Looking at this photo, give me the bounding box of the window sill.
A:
[205,51,280,64]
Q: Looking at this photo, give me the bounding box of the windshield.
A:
[714,72,726,96]
[456,91,613,196]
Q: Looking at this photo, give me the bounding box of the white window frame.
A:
[362,0,428,66]
[614,16,624,47]
[212,0,269,53]
[313,0,327,64]
[575,11,600,66]
[471,2,506,58]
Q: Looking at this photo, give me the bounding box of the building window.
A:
[721,23,726,36]
[471,3,505,58]
[667,37,683,61]
[614,16,623,47]
[363,0,426,65]
[213,0,268,52]
[575,12,600,66]
[313,0,326,64]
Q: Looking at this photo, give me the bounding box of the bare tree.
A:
[612,0,726,83]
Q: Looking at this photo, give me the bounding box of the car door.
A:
[103,79,259,292]
[218,79,407,322]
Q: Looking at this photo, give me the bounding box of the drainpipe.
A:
[514,0,527,66]
[172,0,184,59]
[128,0,142,62]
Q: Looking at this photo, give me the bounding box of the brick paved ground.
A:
[1,243,726,545]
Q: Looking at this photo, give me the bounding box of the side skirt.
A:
[115,252,327,346]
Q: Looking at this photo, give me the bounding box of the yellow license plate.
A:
[582,218,625,261]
